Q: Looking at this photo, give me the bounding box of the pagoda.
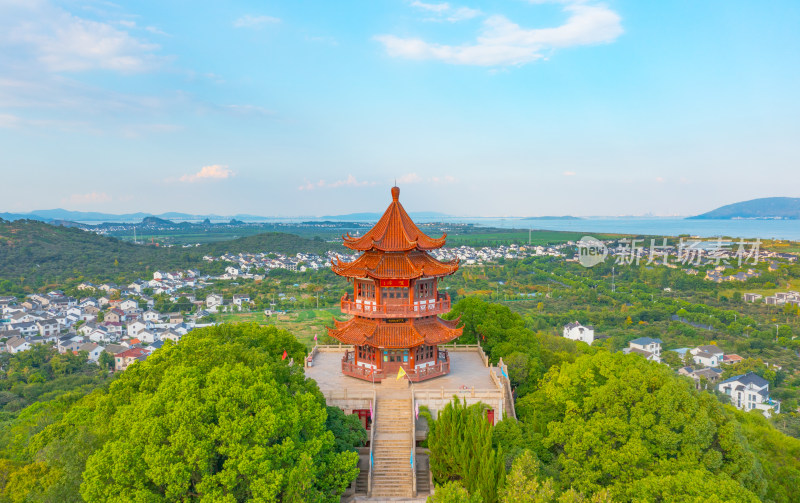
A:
[328,186,462,382]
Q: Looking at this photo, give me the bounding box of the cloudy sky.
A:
[1,0,798,217]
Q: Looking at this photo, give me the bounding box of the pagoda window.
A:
[415,344,436,362]
[356,281,375,300]
[416,280,434,300]
[381,287,409,302]
[357,345,375,362]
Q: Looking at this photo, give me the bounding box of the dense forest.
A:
[0,323,364,502]
[428,297,800,502]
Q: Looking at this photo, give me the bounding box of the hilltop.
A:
[689,197,800,219]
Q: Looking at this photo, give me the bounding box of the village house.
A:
[206,294,224,312]
[114,347,149,372]
[138,330,159,344]
[127,321,147,337]
[718,372,780,416]
[690,345,723,368]
[160,330,181,343]
[78,342,105,362]
[104,309,125,324]
[119,299,139,312]
[624,337,662,363]
[232,294,251,308]
[678,366,723,389]
[743,293,763,303]
[723,354,744,364]
[36,318,60,337]
[6,336,30,354]
[9,321,40,337]
[562,321,595,345]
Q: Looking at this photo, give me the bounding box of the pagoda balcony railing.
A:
[341,350,450,382]
[340,293,451,318]
[341,351,385,381]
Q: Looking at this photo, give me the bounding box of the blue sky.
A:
[1,0,798,217]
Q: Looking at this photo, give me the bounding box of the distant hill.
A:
[0,209,274,223]
[521,216,582,220]
[0,220,340,292]
[320,211,450,221]
[689,197,800,220]
[141,216,176,226]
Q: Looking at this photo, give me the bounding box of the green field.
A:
[447,229,624,247]
[720,278,800,299]
[218,308,345,348]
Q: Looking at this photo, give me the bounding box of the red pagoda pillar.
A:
[328,186,462,382]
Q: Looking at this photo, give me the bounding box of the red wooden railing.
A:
[340,350,450,382]
[340,293,451,318]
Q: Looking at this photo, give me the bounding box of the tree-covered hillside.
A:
[0,323,362,502]
[0,219,339,294]
[690,197,800,219]
[434,297,800,502]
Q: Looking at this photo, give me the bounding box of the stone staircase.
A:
[355,455,369,494]
[415,454,431,495]
[371,395,414,498]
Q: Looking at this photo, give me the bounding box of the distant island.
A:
[688,197,800,220]
[522,215,582,220]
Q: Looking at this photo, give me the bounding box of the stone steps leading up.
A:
[371,396,414,499]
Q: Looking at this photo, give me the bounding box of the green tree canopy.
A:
[4,323,358,503]
[516,351,765,501]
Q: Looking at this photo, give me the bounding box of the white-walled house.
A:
[138,330,159,344]
[690,345,723,368]
[127,321,147,337]
[6,336,30,354]
[78,342,105,362]
[160,330,181,343]
[119,299,139,311]
[718,372,780,416]
[206,294,223,312]
[624,337,662,363]
[562,321,595,345]
[232,294,251,308]
[143,310,160,322]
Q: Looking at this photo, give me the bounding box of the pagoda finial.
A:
[391,185,400,201]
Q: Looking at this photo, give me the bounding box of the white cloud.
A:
[445,7,482,22]
[377,1,622,66]
[410,1,481,22]
[298,175,377,191]
[397,173,423,184]
[656,176,665,183]
[180,165,235,183]
[233,14,281,28]
[0,112,89,131]
[64,192,112,205]
[563,171,576,176]
[0,1,162,72]
[411,1,450,13]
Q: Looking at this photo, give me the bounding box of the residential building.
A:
[624,337,662,363]
[562,321,595,345]
[114,347,149,372]
[718,372,780,417]
[690,345,723,368]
